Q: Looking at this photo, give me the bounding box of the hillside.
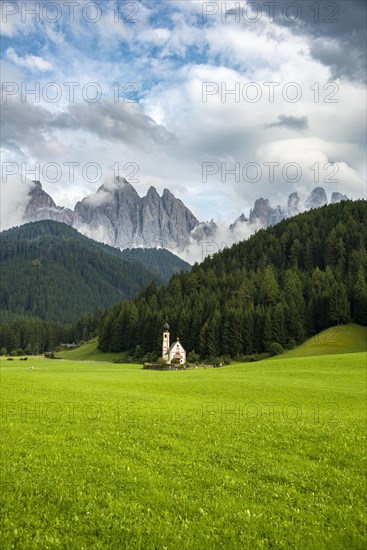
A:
[0,221,189,323]
[98,200,367,357]
[120,248,191,281]
[55,338,127,362]
[273,324,367,358]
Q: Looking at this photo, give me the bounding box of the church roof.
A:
[169,338,186,353]
[164,321,170,330]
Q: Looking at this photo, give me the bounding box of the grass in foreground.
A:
[0,350,366,549]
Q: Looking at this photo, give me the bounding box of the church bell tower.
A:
[162,320,170,361]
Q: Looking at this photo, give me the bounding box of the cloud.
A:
[274,0,367,84]
[53,100,176,150]
[0,178,30,231]
[309,39,366,84]
[176,215,264,264]
[265,115,309,131]
[258,137,365,199]
[1,98,66,159]
[6,47,53,72]
[0,0,365,228]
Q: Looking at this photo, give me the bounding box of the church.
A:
[162,321,186,365]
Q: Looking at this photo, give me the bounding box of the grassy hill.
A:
[0,221,190,322]
[56,338,129,362]
[276,323,367,359]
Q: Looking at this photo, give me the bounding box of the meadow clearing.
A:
[0,325,366,549]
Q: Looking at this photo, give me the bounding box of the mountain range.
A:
[23,178,349,252]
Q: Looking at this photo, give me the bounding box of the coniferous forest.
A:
[0,220,189,321]
[0,220,189,353]
[98,200,367,359]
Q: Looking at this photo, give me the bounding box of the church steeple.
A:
[162,319,170,360]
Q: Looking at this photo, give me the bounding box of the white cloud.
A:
[6,47,53,72]
[0,178,30,231]
[258,138,365,199]
[1,0,365,230]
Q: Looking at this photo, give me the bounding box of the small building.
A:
[162,321,186,365]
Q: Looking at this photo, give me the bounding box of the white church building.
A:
[162,321,186,365]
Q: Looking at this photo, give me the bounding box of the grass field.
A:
[55,338,128,362]
[1,330,366,548]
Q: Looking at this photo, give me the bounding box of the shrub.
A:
[24,343,33,355]
[1,347,7,356]
[187,351,200,364]
[147,352,159,363]
[17,349,25,356]
[269,342,284,356]
[44,351,55,359]
[133,345,144,360]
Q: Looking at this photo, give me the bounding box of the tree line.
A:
[0,310,102,355]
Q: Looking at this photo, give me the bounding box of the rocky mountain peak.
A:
[114,176,129,185]
[305,187,327,210]
[162,188,174,199]
[24,178,205,250]
[286,192,300,217]
[23,178,350,255]
[331,191,349,203]
[26,180,57,213]
[97,176,135,196]
[249,198,273,227]
[287,191,300,209]
[25,180,73,224]
[229,213,248,232]
[146,186,160,200]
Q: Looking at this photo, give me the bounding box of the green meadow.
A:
[0,326,366,549]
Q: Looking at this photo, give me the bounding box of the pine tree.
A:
[284,270,305,344]
[272,302,286,346]
[263,308,273,351]
[228,308,243,357]
[242,304,255,354]
[352,267,367,325]
[329,282,350,325]
[260,265,280,305]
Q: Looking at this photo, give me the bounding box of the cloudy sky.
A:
[1,0,366,228]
